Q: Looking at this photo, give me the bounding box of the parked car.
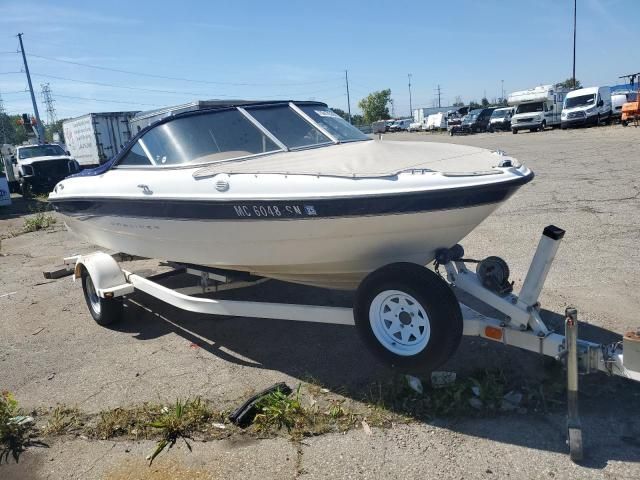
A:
[561,86,612,129]
[449,108,495,135]
[388,119,412,132]
[487,107,513,132]
[408,121,424,132]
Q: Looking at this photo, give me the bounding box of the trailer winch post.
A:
[519,225,565,308]
[565,307,583,462]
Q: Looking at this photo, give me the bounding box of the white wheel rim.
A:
[369,290,431,356]
[86,276,101,316]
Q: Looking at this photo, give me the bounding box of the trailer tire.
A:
[81,269,123,326]
[512,129,518,134]
[19,181,32,198]
[354,262,463,372]
[622,120,628,127]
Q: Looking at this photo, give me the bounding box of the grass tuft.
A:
[253,385,304,434]
[42,405,83,436]
[0,392,37,463]
[23,200,56,233]
[146,398,214,465]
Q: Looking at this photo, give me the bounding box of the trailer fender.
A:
[73,252,133,298]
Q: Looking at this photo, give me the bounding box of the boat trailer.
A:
[45,225,640,462]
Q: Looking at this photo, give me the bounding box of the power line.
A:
[53,93,162,107]
[0,71,22,75]
[0,90,28,94]
[30,71,343,99]
[26,52,341,87]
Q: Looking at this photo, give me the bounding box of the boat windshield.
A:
[298,106,369,142]
[18,144,66,159]
[117,102,370,168]
[136,109,281,166]
[245,105,331,149]
[564,94,595,108]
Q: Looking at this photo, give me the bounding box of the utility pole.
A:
[407,74,413,117]
[435,84,442,108]
[41,83,57,126]
[0,92,7,144]
[501,79,504,102]
[389,98,395,118]
[17,33,44,142]
[572,0,577,89]
[344,70,352,124]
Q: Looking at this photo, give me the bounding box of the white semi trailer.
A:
[62,112,139,167]
[508,85,569,134]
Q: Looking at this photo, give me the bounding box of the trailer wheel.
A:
[622,120,628,127]
[354,262,463,371]
[19,181,32,198]
[512,129,518,134]
[81,269,123,326]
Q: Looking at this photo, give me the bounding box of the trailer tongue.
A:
[46,225,640,462]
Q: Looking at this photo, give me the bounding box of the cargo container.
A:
[62,112,139,167]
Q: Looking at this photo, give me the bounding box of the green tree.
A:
[351,114,364,125]
[469,100,482,110]
[358,89,391,124]
[0,114,29,145]
[452,96,464,107]
[45,119,66,143]
[556,78,582,89]
[481,97,490,107]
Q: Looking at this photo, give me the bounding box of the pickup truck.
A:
[7,144,80,196]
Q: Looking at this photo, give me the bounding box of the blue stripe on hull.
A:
[50,173,533,221]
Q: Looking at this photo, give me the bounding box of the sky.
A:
[0,0,638,120]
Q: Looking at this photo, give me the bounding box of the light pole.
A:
[572,0,577,89]
[17,33,45,142]
[408,74,413,118]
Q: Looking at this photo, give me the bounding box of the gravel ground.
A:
[1,125,639,479]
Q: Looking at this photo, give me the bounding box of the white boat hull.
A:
[63,202,499,289]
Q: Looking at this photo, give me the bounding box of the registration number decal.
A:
[233,204,318,218]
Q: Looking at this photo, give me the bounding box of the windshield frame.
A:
[18,144,66,159]
[564,93,596,109]
[515,102,545,114]
[113,101,369,170]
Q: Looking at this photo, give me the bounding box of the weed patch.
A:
[22,199,57,233]
[147,398,215,465]
[42,405,84,436]
[0,392,39,463]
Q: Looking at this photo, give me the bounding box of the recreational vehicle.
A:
[508,85,568,133]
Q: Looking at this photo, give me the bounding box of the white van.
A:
[561,86,612,128]
[612,92,636,121]
[425,112,447,131]
[508,85,568,134]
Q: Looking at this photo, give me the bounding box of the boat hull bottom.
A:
[61,204,501,290]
